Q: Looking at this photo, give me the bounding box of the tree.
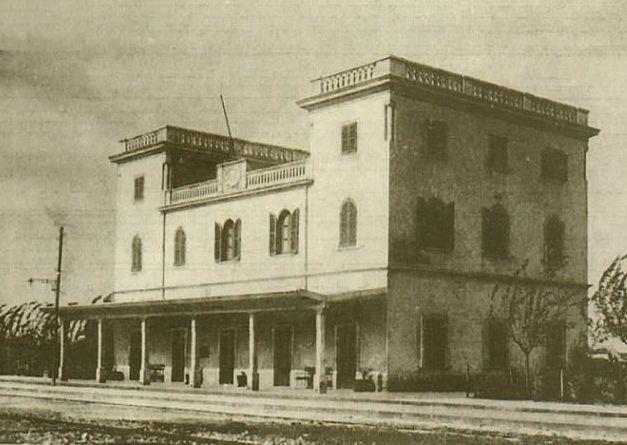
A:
[590,254,627,347]
[489,261,581,396]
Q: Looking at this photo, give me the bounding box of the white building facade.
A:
[57,56,598,393]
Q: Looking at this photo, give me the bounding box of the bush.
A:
[388,370,469,392]
[473,370,527,400]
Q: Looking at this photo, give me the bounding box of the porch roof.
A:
[49,287,386,320]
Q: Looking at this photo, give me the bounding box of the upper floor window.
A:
[482,204,509,258]
[341,122,358,154]
[541,147,568,183]
[426,120,448,160]
[416,197,454,251]
[134,176,145,201]
[417,313,448,370]
[544,215,565,270]
[174,227,186,266]
[487,135,508,173]
[131,235,142,272]
[269,209,300,255]
[215,218,241,262]
[486,318,508,370]
[339,199,357,247]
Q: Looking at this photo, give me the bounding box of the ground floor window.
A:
[546,321,566,369]
[486,318,508,370]
[417,314,448,370]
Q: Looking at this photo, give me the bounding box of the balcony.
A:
[164,159,311,208]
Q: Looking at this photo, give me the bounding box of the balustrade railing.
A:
[120,126,308,163]
[167,159,310,206]
[311,57,589,127]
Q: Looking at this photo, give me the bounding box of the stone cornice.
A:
[298,56,599,140]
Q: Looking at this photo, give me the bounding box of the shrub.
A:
[388,370,469,392]
[473,370,527,400]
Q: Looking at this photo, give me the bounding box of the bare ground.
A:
[0,405,621,445]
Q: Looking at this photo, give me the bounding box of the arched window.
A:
[215,218,241,262]
[416,197,454,251]
[544,215,565,270]
[174,227,186,266]
[269,209,299,255]
[339,199,357,247]
[482,204,509,258]
[131,235,142,271]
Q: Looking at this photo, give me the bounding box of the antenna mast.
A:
[220,94,235,153]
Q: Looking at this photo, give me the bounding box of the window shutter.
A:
[341,125,349,153]
[349,203,357,246]
[416,311,424,368]
[214,223,221,262]
[349,123,357,152]
[269,214,277,255]
[234,219,241,259]
[290,209,299,253]
[441,314,449,369]
[340,205,347,246]
[482,318,491,371]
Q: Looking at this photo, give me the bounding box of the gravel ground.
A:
[0,406,621,445]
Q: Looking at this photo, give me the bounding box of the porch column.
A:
[314,306,326,393]
[139,317,150,385]
[95,318,106,383]
[58,318,67,381]
[248,312,259,391]
[190,317,201,388]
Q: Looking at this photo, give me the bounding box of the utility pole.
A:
[53,226,64,386]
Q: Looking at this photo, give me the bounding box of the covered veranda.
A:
[52,289,385,394]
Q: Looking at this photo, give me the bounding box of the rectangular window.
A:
[134,176,144,201]
[487,319,508,370]
[546,322,566,369]
[541,148,568,183]
[426,120,448,159]
[488,135,508,173]
[341,123,358,154]
[423,314,448,370]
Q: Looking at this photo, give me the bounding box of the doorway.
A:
[336,324,357,389]
[219,330,235,384]
[273,326,292,386]
[129,331,141,381]
[171,330,186,382]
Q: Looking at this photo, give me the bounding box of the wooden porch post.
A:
[139,317,150,385]
[95,318,106,383]
[58,318,68,382]
[314,306,326,393]
[190,317,201,388]
[248,312,259,391]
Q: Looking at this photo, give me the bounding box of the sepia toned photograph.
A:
[1,1,626,444]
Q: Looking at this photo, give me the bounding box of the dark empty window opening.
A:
[416,197,454,251]
[421,314,448,370]
[131,235,142,272]
[341,123,358,154]
[339,199,358,247]
[426,120,448,160]
[488,135,509,173]
[134,176,144,201]
[544,216,565,270]
[487,318,508,370]
[174,227,186,266]
[482,204,509,258]
[541,148,568,183]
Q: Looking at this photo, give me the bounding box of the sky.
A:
[0,0,626,307]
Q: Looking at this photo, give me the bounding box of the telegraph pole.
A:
[52,226,64,386]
